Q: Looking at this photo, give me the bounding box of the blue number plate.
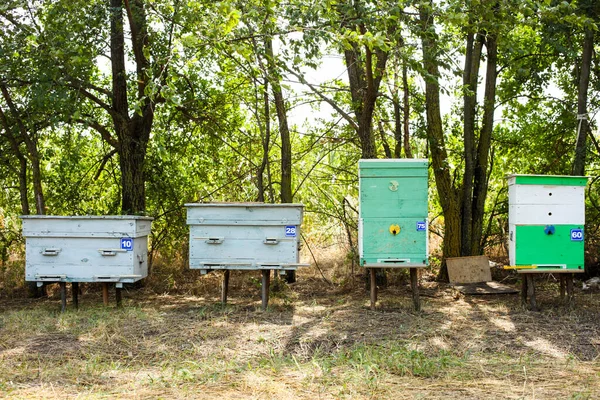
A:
[120,237,134,251]
[285,226,297,237]
[570,229,583,241]
[416,221,426,231]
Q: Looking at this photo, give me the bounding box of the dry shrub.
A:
[301,232,355,284]
[0,259,26,298]
[584,236,600,277]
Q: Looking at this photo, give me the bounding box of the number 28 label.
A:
[285,226,297,237]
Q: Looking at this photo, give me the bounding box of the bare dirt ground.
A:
[1,269,600,399]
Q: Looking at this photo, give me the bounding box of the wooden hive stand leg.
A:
[72,282,79,309]
[60,282,67,313]
[559,275,566,301]
[221,270,230,304]
[566,274,574,304]
[370,268,377,311]
[410,268,421,312]
[521,276,528,306]
[261,269,270,311]
[115,285,122,308]
[102,283,109,306]
[526,274,538,311]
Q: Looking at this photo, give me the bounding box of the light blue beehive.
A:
[359,159,429,267]
[185,203,307,274]
[21,215,152,285]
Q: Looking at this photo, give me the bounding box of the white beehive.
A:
[185,203,306,273]
[21,216,153,284]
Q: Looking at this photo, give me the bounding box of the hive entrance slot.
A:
[380,259,410,264]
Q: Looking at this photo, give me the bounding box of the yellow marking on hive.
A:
[389,224,400,235]
[503,265,537,270]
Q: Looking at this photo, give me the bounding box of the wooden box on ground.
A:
[447,255,492,284]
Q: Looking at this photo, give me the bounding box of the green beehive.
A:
[359,159,429,267]
[508,174,588,271]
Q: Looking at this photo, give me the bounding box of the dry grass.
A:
[1,267,600,399]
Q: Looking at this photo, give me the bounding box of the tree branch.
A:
[285,67,359,131]
[94,149,118,180]
[66,82,126,124]
[73,118,119,148]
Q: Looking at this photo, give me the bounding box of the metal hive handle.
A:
[42,248,61,256]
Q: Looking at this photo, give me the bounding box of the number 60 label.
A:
[570,229,583,241]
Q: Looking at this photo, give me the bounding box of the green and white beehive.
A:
[359,159,429,267]
[508,174,588,271]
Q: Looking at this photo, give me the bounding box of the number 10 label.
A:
[121,237,134,251]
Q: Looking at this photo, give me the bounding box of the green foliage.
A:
[0,0,599,284]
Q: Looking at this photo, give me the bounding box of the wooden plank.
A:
[446,255,492,284]
[452,282,519,295]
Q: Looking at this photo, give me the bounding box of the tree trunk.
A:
[257,77,270,202]
[16,147,30,215]
[393,93,402,158]
[358,100,378,159]
[419,2,461,281]
[0,91,45,297]
[0,85,45,214]
[337,1,390,160]
[572,27,594,176]
[265,38,293,204]
[460,32,483,256]
[378,120,392,158]
[471,34,498,255]
[110,0,129,122]
[110,0,153,214]
[343,44,372,158]
[29,151,45,215]
[265,35,295,282]
[119,122,148,214]
[402,63,413,158]
[0,107,30,215]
